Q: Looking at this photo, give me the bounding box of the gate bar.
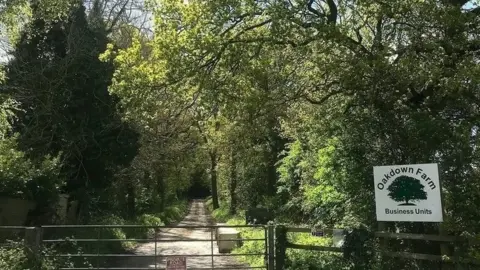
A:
[46,252,265,257]
[211,228,214,269]
[41,225,264,229]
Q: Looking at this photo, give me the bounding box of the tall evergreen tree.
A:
[5,0,138,221]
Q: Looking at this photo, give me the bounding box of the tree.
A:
[4,1,138,221]
[387,176,427,206]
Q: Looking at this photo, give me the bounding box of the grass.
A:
[207,200,350,270]
[227,216,267,268]
[207,201,266,268]
[285,233,349,270]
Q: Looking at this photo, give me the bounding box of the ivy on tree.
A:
[387,176,427,206]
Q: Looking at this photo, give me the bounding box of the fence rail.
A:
[0,225,272,270]
[5,224,479,269]
[279,225,480,269]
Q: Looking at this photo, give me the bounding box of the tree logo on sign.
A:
[387,176,427,206]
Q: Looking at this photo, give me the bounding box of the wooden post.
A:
[267,224,275,270]
[378,222,387,268]
[438,166,450,270]
[24,227,42,260]
[275,225,287,270]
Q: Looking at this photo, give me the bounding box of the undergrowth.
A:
[209,200,352,270]
[208,201,266,268]
[1,200,189,269]
[0,241,78,270]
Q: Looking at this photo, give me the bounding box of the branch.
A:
[303,89,343,105]
[106,0,130,34]
[307,0,322,17]
[220,12,263,36]
[444,0,469,6]
[373,15,384,50]
[326,0,338,24]
[470,6,480,15]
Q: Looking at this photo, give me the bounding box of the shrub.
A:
[211,204,231,223]
[224,210,352,270]
[205,197,213,211]
[225,216,266,268]
[0,136,61,202]
[0,241,76,270]
[159,200,188,224]
[126,214,164,239]
[53,214,134,258]
[89,214,135,252]
[232,227,266,268]
[285,233,349,270]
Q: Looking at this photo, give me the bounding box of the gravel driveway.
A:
[119,200,251,269]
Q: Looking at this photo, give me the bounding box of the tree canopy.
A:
[1,0,480,268]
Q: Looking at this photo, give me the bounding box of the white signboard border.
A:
[373,163,443,222]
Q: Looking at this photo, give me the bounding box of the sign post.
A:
[374,163,444,268]
[166,256,187,270]
[373,163,443,222]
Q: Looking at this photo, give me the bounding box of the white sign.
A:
[166,256,186,270]
[374,163,443,222]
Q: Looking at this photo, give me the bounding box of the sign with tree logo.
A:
[373,163,443,222]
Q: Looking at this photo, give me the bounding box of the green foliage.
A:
[3,1,139,220]
[132,214,165,239]
[285,233,348,270]
[0,241,74,270]
[223,216,266,268]
[86,214,135,253]
[342,228,377,270]
[232,227,266,268]
[2,0,480,268]
[0,99,62,203]
[0,135,61,201]
[158,200,189,224]
[211,203,231,223]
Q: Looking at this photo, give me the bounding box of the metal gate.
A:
[4,224,274,270]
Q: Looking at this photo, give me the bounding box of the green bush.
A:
[53,214,135,257]
[90,214,135,252]
[159,200,188,224]
[205,197,213,211]
[285,233,350,270]
[225,216,266,268]
[211,203,231,223]
[0,136,61,201]
[232,227,266,268]
[126,214,164,239]
[223,212,352,270]
[0,241,76,270]
[0,101,62,202]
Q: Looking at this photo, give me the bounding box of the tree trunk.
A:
[229,148,237,215]
[266,118,285,196]
[210,150,220,210]
[156,170,166,211]
[126,181,136,219]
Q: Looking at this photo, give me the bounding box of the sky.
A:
[0,0,478,63]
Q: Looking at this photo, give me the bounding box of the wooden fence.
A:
[375,231,480,265]
[274,226,480,269]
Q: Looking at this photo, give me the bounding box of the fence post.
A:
[377,222,386,268]
[24,227,43,263]
[267,224,275,270]
[275,225,287,270]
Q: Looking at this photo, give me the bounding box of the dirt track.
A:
[119,200,250,269]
